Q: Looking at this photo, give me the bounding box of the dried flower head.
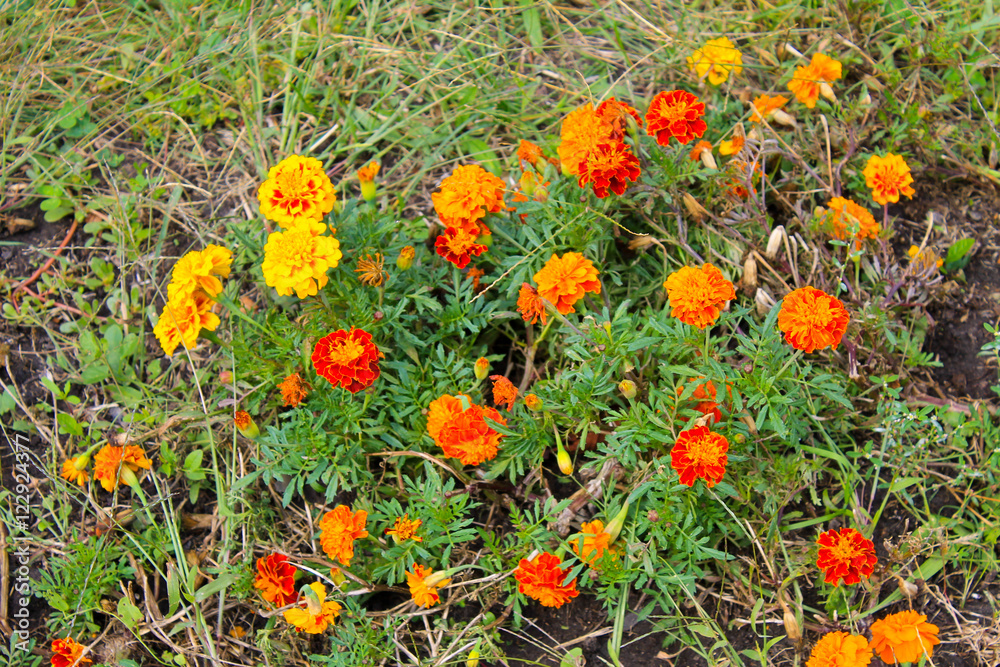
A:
[278,372,310,407]
[258,155,337,230]
[426,394,506,466]
[576,141,641,198]
[645,90,708,146]
[517,283,548,326]
[907,245,943,273]
[262,226,342,299]
[432,164,506,230]
[670,426,729,488]
[533,252,601,315]
[435,227,488,269]
[93,444,151,492]
[319,505,369,568]
[167,244,233,301]
[283,582,341,633]
[806,632,873,667]
[61,457,89,487]
[255,553,297,607]
[777,287,850,353]
[863,153,916,205]
[664,263,736,329]
[750,94,790,123]
[788,53,842,109]
[490,375,518,411]
[816,527,877,586]
[869,610,940,665]
[467,267,485,291]
[825,197,880,248]
[515,552,579,608]
[385,513,423,544]
[407,564,451,608]
[687,37,743,85]
[355,253,388,287]
[51,637,91,667]
[312,328,383,393]
[595,96,644,138]
[154,291,221,356]
[558,103,614,177]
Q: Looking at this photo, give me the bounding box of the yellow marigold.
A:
[258,155,337,230]
[431,164,506,230]
[750,94,789,123]
[533,252,601,315]
[490,374,518,411]
[61,457,89,487]
[788,53,842,109]
[664,263,736,329]
[319,505,368,569]
[863,153,916,205]
[687,37,743,85]
[869,610,940,664]
[406,564,450,608]
[385,513,423,543]
[93,444,151,492]
[278,372,310,407]
[517,283,548,326]
[718,135,745,156]
[908,245,943,272]
[558,103,614,177]
[283,582,341,633]
[806,631,873,667]
[825,197,880,248]
[154,291,221,356]
[167,244,233,301]
[261,226,342,299]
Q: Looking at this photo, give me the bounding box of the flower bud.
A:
[700,149,718,170]
[396,246,415,270]
[754,287,775,317]
[783,609,802,641]
[771,109,797,127]
[896,574,919,601]
[234,410,259,440]
[619,379,636,399]
[742,256,757,291]
[556,448,573,475]
[478,232,493,249]
[474,357,490,380]
[219,370,233,384]
[466,650,480,667]
[357,161,379,202]
[682,192,709,222]
[524,393,542,411]
[74,452,92,471]
[765,226,785,260]
[605,502,629,543]
[819,82,837,103]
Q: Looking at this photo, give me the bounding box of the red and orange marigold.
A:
[517,283,548,326]
[319,505,368,569]
[787,53,842,109]
[777,287,850,353]
[670,426,729,488]
[435,226,487,269]
[645,90,707,146]
[533,252,601,315]
[576,142,641,198]
[816,527,877,587]
[514,552,579,608]
[255,553,297,607]
[312,328,383,393]
[863,153,916,206]
[558,103,614,177]
[664,263,736,329]
[595,96,644,138]
[490,375,518,411]
[426,394,506,466]
[869,610,940,665]
[431,164,506,230]
[51,638,91,667]
[278,372,310,407]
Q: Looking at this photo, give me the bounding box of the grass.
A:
[2,0,999,666]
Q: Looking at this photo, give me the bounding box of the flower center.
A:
[274,230,316,264]
[828,539,862,562]
[445,228,477,255]
[686,434,721,466]
[326,337,365,365]
[277,165,311,197]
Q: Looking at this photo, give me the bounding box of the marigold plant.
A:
[406,564,450,608]
[427,394,506,466]
[570,520,616,568]
[687,37,743,85]
[254,553,297,607]
[863,153,916,205]
[663,263,735,329]
[645,90,707,146]
[825,197,880,247]
[261,226,343,298]
[675,377,724,424]
[517,283,548,325]
[558,103,614,177]
[283,582,342,634]
[670,426,729,488]
[777,286,850,353]
[312,328,383,393]
[153,291,221,356]
[318,505,369,569]
[50,638,91,667]
[787,53,842,108]
[816,527,877,586]
[385,514,423,543]
[869,610,940,664]
[258,155,337,230]
[431,163,506,230]
[806,632,873,667]
[93,444,151,492]
[533,252,601,315]
[514,552,579,608]
[356,161,379,201]
[490,374,518,411]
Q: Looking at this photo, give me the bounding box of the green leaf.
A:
[193,572,239,603]
[117,597,143,630]
[560,648,584,667]
[166,563,181,616]
[944,237,975,271]
[56,413,84,437]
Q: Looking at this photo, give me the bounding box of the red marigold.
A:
[806,632,873,667]
[435,226,488,269]
[816,527,877,586]
[312,328,383,393]
[51,637,91,667]
[777,287,850,353]
[862,153,916,206]
[826,197,880,248]
[428,394,506,466]
[576,141,641,198]
[596,96,644,138]
[490,374,518,411]
[93,444,152,492]
[319,505,369,569]
[558,103,614,177]
[664,263,736,329]
[517,283,548,325]
[869,610,940,664]
[676,377,725,425]
[515,552,579,608]
[278,372,310,407]
[255,553,297,607]
[533,252,601,315]
[431,164,506,230]
[670,426,729,488]
[645,90,707,146]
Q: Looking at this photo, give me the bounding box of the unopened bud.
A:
[771,109,797,127]
[424,570,452,588]
[234,411,260,440]
[619,379,637,399]
[783,610,802,641]
[859,92,872,106]
[755,288,775,316]
[819,82,836,103]
[478,232,493,249]
[532,184,549,203]
[74,453,92,471]
[740,414,758,435]
[742,256,758,290]
[219,370,233,384]
[466,650,480,667]
[896,575,919,600]
[682,192,709,222]
[765,226,785,260]
[474,357,490,380]
[700,149,718,170]
[524,393,542,411]
[396,246,415,270]
[605,502,629,543]
[556,448,574,476]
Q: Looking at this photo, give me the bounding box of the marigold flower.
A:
[432,164,506,230]
[255,553,297,607]
[571,520,617,568]
[490,374,518,411]
[788,53,842,109]
[863,153,916,206]
[312,328,383,393]
[356,161,379,201]
[687,37,743,85]
[777,286,850,353]
[51,637,91,667]
[385,513,423,543]
[619,379,637,399]
[750,94,789,123]
[474,357,490,380]
[355,252,388,287]
[283,582,341,633]
[595,96,644,137]
[816,527,877,586]
[319,505,368,568]
[676,377,724,424]
[524,393,542,411]
[718,135,745,156]
[806,631,873,667]
[645,90,707,146]
[435,226,488,269]
[517,283,548,326]
[689,140,713,161]
[397,245,415,270]
[234,410,259,439]
[533,252,601,315]
[670,426,729,488]
[427,394,469,443]
[664,263,736,329]
[514,552,579,608]
[517,139,544,167]
[869,610,940,664]
[61,457,89,487]
[167,244,233,301]
[258,155,337,230]
[558,103,614,177]
[825,197,880,247]
[154,291,221,356]
[427,394,506,466]
[262,226,342,299]
[93,444,151,492]
[577,141,641,198]
[278,372,310,407]
[405,564,450,608]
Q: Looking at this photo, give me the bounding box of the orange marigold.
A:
[689,140,713,162]
[788,53,842,109]
[596,96,644,138]
[283,582,341,633]
[467,267,485,291]
[517,139,544,167]
[435,226,488,269]
[777,286,850,353]
[676,377,725,425]
[356,161,379,201]
[255,553,297,607]
[816,527,877,586]
[558,103,614,177]
[863,154,916,206]
[514,552,579,608]
[61,457,89,487]
[533,252,601,315]
[427,394,469,444]
[718,135,745,156]
[431,164,506,230]
[406,564,451,608]
[51,637,91,667]
[824,197,880,249]
[664,263,736,329]
[869,610,940,665]
[278,372,310,407]
[319,505,369,568]
[517,283,548,326]
[490,374,518,411]
[576,141,641,198]
[428,394,506,466]
[645,90,708,146]
[524,393,542,410]
[806,632,873,667]
[385,513,423,543]
[312,328,383,393]
[571,520,616,568]
[670,426,729,488]
[750,94,789,123]
[93,444,151,492]
[258,155,337,230]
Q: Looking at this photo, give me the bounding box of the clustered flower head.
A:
[515,552,579,608]
[258,155,337,230]
[670,425,729,488]
[51,637,91,667]
[788,53,842,108]
[407,564,451,608]
[869,610,940,664]
[645,90,707,146]
[806,631,872,667]
[777,286,850,353]
[533,252,601,315]
[427,393,506,466]
[490,374,518,411]
[816,527,877,586]
[825,197,880,248]
[154,245,231,356]
[312,328,383,393]
[517,283,548,325]
[262,223,343,298]
[255,553,297,607]
[558,99,644,198]
[687,37,742,85]
[61,456,89,487]
[570,520,617,569]
[863,153,916,205]
[93,444,152,492]
[664,263,736,329]
[283,582,342,633]
[319,505,368,572]
[431,164,504,268]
